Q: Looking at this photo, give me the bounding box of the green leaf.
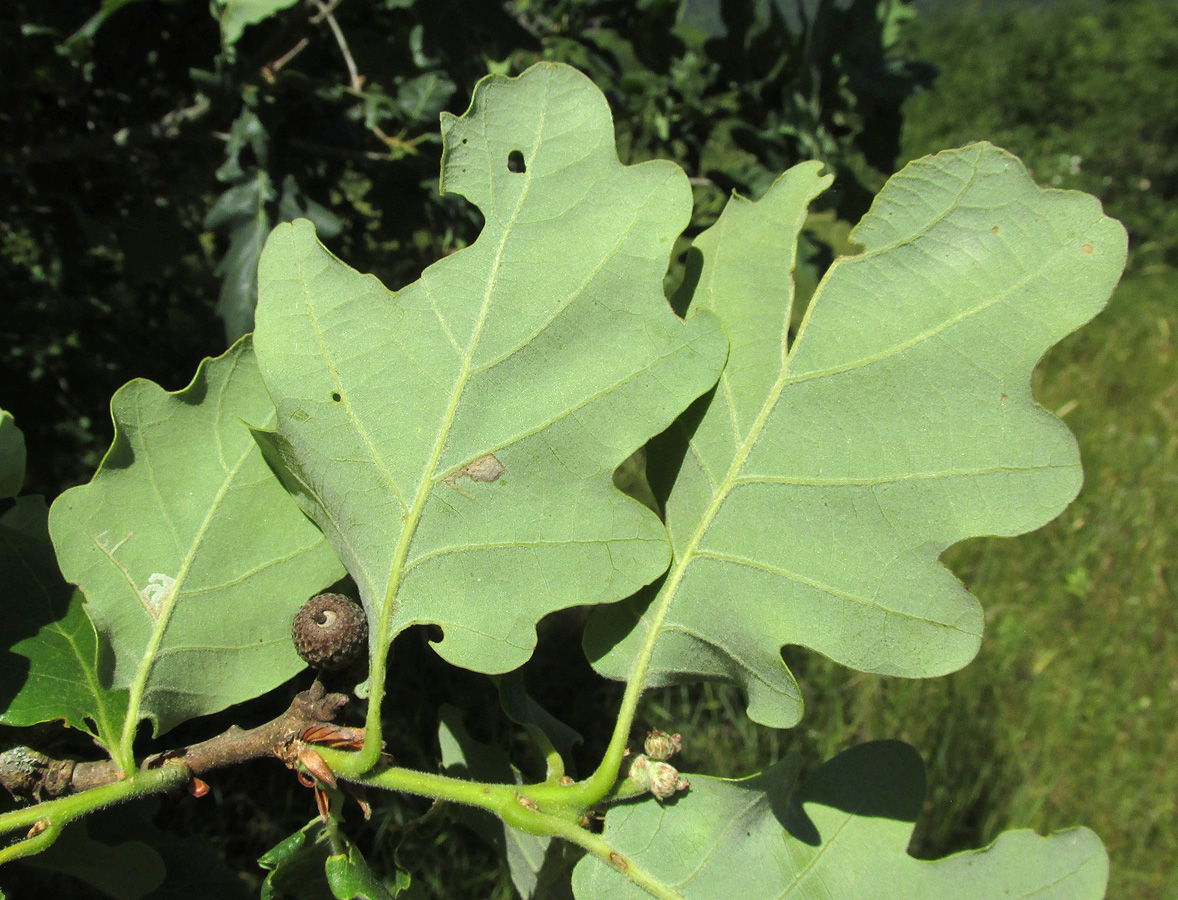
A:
[438,707,575,900]
[48,337,345,742]
[325,839,398,900]
[252,62,727,678]
[396,72,457,123]
[216,0,301,52]
[206,171,276,343]
[0,409,25,499]
[20,817,165,900]
[495,670,582,776]
[0,496,127,748]
[259,820,335,900]
[94,798,254,900]
[259,819,403,900]
[0,411,125,744]
[587,144,1128,727]
[572,741,1107,899]
[61,0,166,53]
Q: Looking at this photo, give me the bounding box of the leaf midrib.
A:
[373,73,551,645]
[119,366,270,754]
[645,172,1091,685]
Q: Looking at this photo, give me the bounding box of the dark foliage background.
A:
[2,0,927,499]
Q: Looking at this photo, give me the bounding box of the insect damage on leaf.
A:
[141,573,176,620]
[445,453,506,490]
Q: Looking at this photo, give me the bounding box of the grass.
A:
[644,268,1178,900]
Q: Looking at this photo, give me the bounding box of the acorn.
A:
[292,593,368,670]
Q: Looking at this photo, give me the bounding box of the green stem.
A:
[322,792,348,856]
[336,761,523,813]
[0,818,64,866]
[0,764,188,864]
[579,572,690,804]
[346,765,683,900]
[551,820,686,900]
[524,723,565,781]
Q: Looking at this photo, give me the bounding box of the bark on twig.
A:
[0,681,350,801]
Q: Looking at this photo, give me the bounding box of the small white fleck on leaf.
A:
[141,574,176,619]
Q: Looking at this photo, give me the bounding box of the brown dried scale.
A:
[292,593,368,670]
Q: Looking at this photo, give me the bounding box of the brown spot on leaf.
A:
[447,453,505,488]
[1083,244,1093,253]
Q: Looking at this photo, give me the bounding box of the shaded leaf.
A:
[438,707,575,900]
[0,496,127,747]
[259,820,336,900]
[0,410,25,499]
[587,145,1127,727]
[496,669,582,776]
[217,0,302,52]
[206,171,276,343]
[48,337,345,738]
[252,63,727,677]
[279,175,344,240]
[396,73,457,123]
[20,817,164,900]
[572,741,1107,900]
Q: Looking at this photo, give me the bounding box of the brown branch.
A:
[311,0,362,92]
[0,681,350,801]
[264,36,311,79]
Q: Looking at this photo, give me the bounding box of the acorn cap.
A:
[292,593,368,670]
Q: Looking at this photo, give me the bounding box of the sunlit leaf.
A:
[572,742,1107,900]
[252,63,727,677]
[49,337,345,737]
[587,145,1127,727]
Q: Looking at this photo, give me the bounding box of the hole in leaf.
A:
[507,150,526,174]
[331,392,342,402]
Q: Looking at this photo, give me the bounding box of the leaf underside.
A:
[252,62,727,676]
[586,143,1128,728]
[48,337,344,737]
[572,741,1108,900]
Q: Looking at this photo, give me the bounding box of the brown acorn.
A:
[292,593,368,670]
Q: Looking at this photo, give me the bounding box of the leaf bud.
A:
[647,760,689,801]
[626,753,651,787]
[644,729,682,761]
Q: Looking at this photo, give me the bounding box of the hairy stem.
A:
[341,764,683,900]
[0,765,188,863]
